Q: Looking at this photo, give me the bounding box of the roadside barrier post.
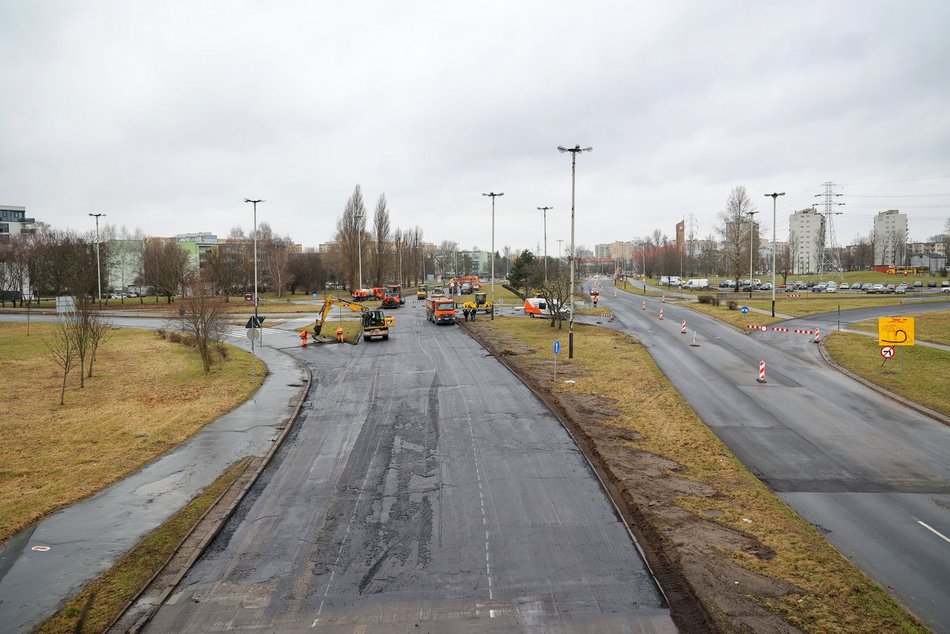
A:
[757,360,767,383]
[814,328,821,344]
[659,307,664,320]
[641,301,646,311]
[681,320,687,334]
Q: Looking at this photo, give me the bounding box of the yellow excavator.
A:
[315,295,396,342]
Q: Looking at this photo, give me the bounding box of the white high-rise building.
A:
[873,209,908,266]
[788,208,825,274]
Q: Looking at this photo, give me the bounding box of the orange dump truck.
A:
[426,297,457,324]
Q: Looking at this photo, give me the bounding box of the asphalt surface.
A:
[0,314,309,633]
[594,280,950,632]
[143,302,676,633]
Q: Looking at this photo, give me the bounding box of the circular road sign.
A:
[880,345,895,359]
[246,328,261,342]
[740,306,749,314]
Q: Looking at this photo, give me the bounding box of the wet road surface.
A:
[600,281,950,632]
[144,304,675,632]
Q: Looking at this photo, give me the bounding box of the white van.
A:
[685,278,709,290]
[659,275,682,287]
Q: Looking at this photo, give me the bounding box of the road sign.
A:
[245,316,266,329]
[246,328,261,342]
[740,306,749,314]
[880,345,895,359]
[553,340,561,355]
[877,317,914,346]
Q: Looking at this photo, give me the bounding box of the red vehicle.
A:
[426,297,457,324]
[381,292,401,309]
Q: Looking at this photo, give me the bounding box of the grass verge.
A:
[0,322,263,542]
[824,332,949,417]
[473,316,925,633]
[35,458,252,634]
[846,309,950,346]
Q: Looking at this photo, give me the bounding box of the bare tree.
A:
[143,238,192,302]
[371,194,392,286]
[45,315,79,405]
[716,186,757,290]
[532,261,571,328]
[177,276,231,373]
[257,222,293,297]
[334,185,367,290]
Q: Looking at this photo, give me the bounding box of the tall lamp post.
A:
[557,144,592,359]
[244,199,263,354]
[764,192,785,317]
[88,213,106,304]
[745,209,759,300]
[482,192,504,320]
[537,206,553,283]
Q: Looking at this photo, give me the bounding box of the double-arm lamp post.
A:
[764,192,785,317]
[557,145,592,359]
[482,192,503,320]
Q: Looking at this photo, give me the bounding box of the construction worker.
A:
[299,329,309,346]
[463,306,470,321]
[336,326,345,343]
[593,295,599,307]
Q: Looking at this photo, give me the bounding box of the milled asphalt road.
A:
[143,301,676,633]
[596,280,950,633]
[0,315,309,633]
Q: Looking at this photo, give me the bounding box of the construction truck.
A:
[426,296,457,324]
[315,296,395,342]
[462,291,493,314]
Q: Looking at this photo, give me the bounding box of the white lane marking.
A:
[918,520,950,544]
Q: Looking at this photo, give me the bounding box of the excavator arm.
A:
[315,295,366,334]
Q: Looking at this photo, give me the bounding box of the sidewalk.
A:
[0,330,310,633]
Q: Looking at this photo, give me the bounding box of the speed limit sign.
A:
[880,345,895,359]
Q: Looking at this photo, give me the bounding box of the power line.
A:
[839,174,950,186]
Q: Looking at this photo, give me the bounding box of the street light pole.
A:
[88,213,106,305]
[746,209,759,300]
[764,192,785,317]
[482,192,504,320]
[558,145,592,359]
[537,206,553,284]
[244,199,263,358]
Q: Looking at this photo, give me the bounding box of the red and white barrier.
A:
[814,328,821,343]
[681,320,687,334]
[772,327,790,333]
[757,360,766,383]
[641,301,646,311]
[659,307,664,320]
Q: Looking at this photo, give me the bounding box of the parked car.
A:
[826,282,838,293]
[861,283,872,291]
[927,280,937,287]
[759,281,772,291]
[839,283,849,289]
[868,283,884,294]
[895,285,907,294]
[943,286,950,293]
[913,281,923,288]
[942,280,950,288]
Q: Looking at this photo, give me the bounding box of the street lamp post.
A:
[558,145,592,359]
[764,192,785,317]
[482,192,504,320]
[88,213,106,304]
[537,206,553,284]
[244,199,263,358]
[746,209,759,300]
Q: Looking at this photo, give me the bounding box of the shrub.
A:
[727,300,738,310]
[169,332,181,343]
[156,328,166,339]
[697,295,714,304]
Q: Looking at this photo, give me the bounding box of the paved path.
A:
[0,320,309,633]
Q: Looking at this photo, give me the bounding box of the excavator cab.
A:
[474,291,487,306]
[362,310,386,328]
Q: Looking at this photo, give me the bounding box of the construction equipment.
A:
[315,295,395,342]
[416,285,428,300]
[462,291,493,314]
[426,296,457,324]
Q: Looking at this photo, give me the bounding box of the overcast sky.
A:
[2,1,949,254]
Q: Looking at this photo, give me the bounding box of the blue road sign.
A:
[740,306,749,314]
[553,340,561,355]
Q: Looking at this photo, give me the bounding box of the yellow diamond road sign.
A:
[878,317,915,346]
